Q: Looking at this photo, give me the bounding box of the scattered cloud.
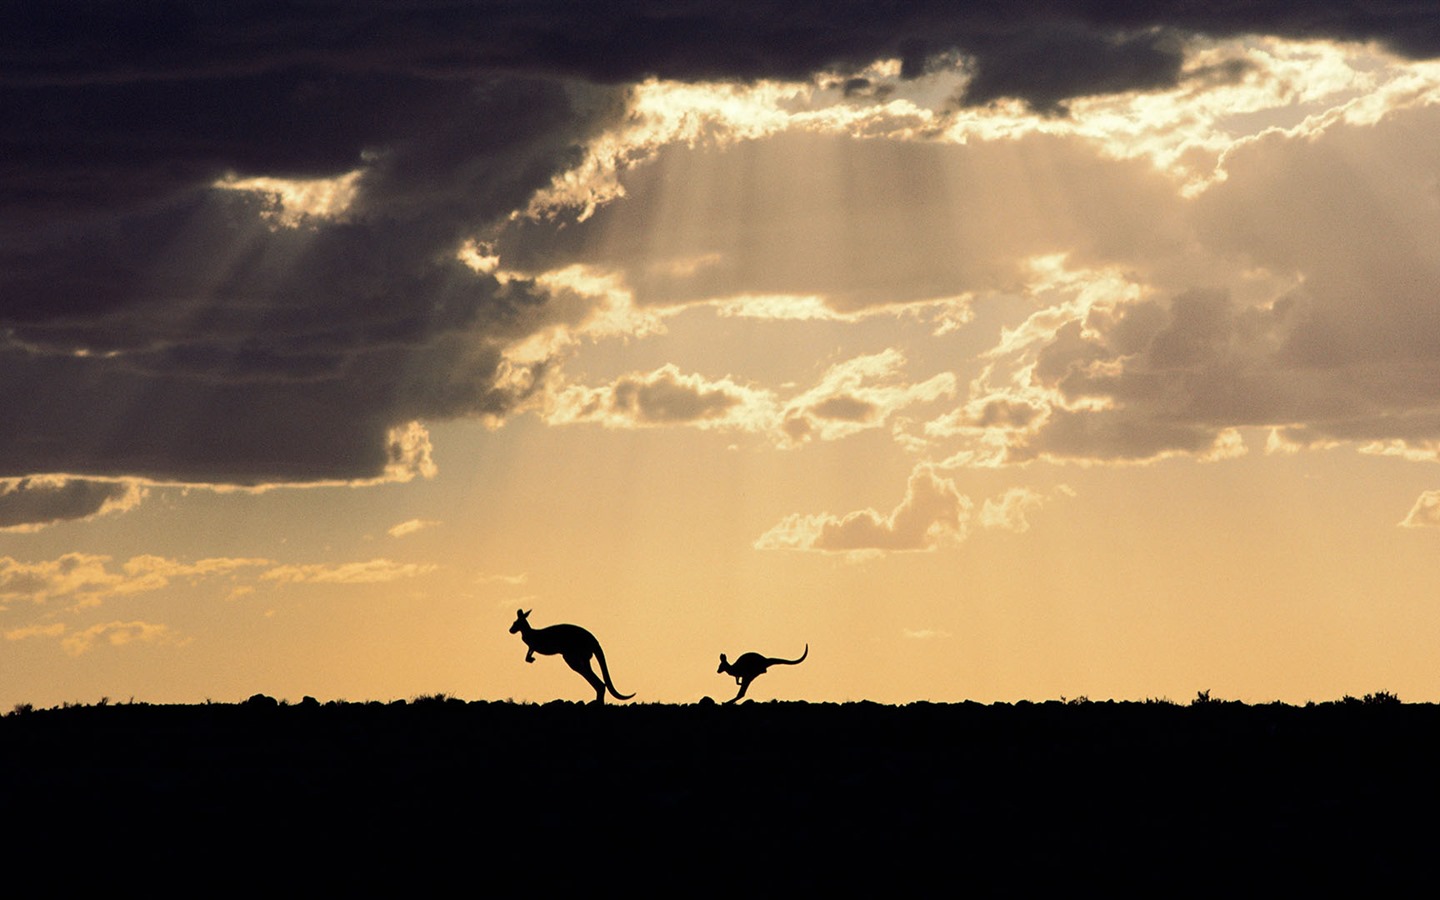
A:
[1400,491,1440,529]
[476,572,529,586]
[545,364,777,431]
[388,518,440,539]
[0,554,133,606]
[755,466,972,556]
[61,621,186,656]
[542,350,956,451]
[981,487,1056,533]
[3,622,66,642]
[757,467,1073,557]
[902,628,952,640]
[261,559,439,585]
[0,554,272,608]
[782,350,955,445]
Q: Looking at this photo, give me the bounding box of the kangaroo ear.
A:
[523,608,532,617]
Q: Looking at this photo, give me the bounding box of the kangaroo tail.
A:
[594,645,635,701]
[773,644,809,666]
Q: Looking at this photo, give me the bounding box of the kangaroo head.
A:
[717,653,729,673]
[509,608,532,634]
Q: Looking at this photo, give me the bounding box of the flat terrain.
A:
[6,697,1434,891]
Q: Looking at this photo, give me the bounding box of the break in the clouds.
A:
[7,3,1440,528]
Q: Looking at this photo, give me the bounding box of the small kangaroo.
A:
[509,609,634,704]
[717,644,808,704]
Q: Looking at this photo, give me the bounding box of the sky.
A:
[5,1,1440,708]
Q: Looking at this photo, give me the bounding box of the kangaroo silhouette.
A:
[717,644,808,703]
[509,609,634,704]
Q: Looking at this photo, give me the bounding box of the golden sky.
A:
[5,8,1440,707]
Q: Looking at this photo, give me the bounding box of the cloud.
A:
[388,519,441,538]
[931,91,1440,469]
[3,622,66,642]
[60,621,185,656]
[902,628,952,640]
[1,66,627,487]
[542,351,955,448]
[0,477,147,531]
[261,560,439,585]
[980,487,1057,533]
[757,464,1072,555]
[476,572,529,586]
[781,350,955,445]
[8,4,1440,117]
[1400,491,1440,528]
[955,24,1184,113]
[545,364,776,430]
[1,554,127,606]
[8,5,1440,494]
[0,551,436,645]
[755,466,972,555]
[0,554,271,607]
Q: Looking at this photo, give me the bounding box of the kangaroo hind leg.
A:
[728,677,752,704]
[565,653,607,704]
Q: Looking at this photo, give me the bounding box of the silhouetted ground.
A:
[6,696,1437,892]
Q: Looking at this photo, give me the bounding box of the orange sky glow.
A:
[5,10,1440,708]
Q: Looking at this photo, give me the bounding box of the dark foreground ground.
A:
[6,696,1438,892]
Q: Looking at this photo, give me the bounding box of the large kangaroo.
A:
[717,644,808,704]
[509,609,634,704]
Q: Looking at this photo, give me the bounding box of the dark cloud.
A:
[810,395,878,423]
[6,2,1439,101]
[611,367,743,424]
[0,75,617,488]
[956,25,1183,113]
[1006,278,1440,465]
[5,0,1440,514]
[0,478,143,531]
[828,76,895,101]
[972,399,1044,430]
[1008,289,1328,462]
